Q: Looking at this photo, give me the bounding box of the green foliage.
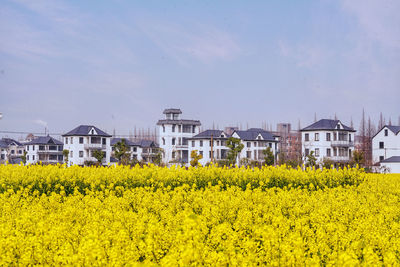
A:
[113,139,131,165]
[62,149,69,164]
[263,147,275,166]
[351,150,364,167]
[305,151,317,168]
[21,151,27,165]
[226,137,244,166]
[92,150,105,166]
[190,150,203,167]
[321,158,334,169]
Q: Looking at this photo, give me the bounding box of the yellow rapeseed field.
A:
[0,164,399,265]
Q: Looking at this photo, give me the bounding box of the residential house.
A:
[0,138,25,164]
[157,108,201,164]
[300,119,356,164]
[111,138,141,162]
[25,136,63,165]
[137,140,160,163]
[372,125,400,172]
[62,125,112,166]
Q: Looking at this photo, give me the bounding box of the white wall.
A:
[372,127,400,163]
[63,136,111,166]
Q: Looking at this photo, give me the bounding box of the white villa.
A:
[111,138,142,162]
[157,108,201,165]
[0,138,25,164]
[372,125,400,173]
[25,136,64,165]
[300,119,356,164]
[62,125,112,166]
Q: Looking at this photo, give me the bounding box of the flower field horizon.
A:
[0,164,399,265]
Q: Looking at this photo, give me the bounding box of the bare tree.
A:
[378,112,385,130]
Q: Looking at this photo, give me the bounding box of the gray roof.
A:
[111,138,137,146]
[301,119,355,132]
[381,156,400,163]
[387,125,400,135]
[137,140,158,148]
[25,136,63,145]
[62,125,112,137]
[156,119,201,126]
[163,108,182,114]
[234,128,277,141]
[0,138,23,147]
[191,130,229,139]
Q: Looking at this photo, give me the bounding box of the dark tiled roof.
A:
[62,125,112,137]
[25,136,63,145]
[163,108,182,114]
[111,138,137,146]
[191,130,228,139]
[156,119,201,126]
[137,140,158,148]
[387,125,400,135]
[234,129,277,141]
[301,119,355,132]
[381,156,400,163]
[0,138,23,147]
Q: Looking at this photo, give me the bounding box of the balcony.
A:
[331,140,354,147]
[84,143,107,150]
[37,150,63,155]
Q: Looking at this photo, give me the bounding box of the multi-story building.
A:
[62,125,112,166]
[372,125,400,164]
[25,136,63,165]
[188,130,230,166]
[0,138,25,164]
[157,108,201,165]
[231,128,279,164]
[137,140,160,163]
[111,138,142,161]
[274,123,302,163]
[300,119,356,164]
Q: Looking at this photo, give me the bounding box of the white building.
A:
[372,125,400,164]
[111,138,142,162]
[110,138,160,164]
[157,108,201,165]
[62,125,112,166]
[232,128,279,164]
[0,138,25,164]
[188,130,229,166]
[379,156,400,173]
[25,136,63,165]
[300,119,356,164]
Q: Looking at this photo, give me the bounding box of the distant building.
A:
[274,123,302,163]
[25,136,63,165]
[300,119,356,164]
[111,138,141,161]
[379,156,400,173]
[372,125,400,165]
[62,125,112,166]
[188,130,230,166]
[0,138,25,164]
[111,138,160,163]
[157,108,201,165]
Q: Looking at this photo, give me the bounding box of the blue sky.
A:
[0,0,399,136]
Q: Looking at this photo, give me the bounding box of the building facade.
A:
[157,108,201,165]
[62,125,112,166]
[111,138,142,162]
[0,138,25,164]
[25,136,63,165]
[301,119,356,164]
[372,125,400,163]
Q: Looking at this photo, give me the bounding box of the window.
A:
[102,138,106,145]
[200,140,203,147]
[65,138,68,144]
[254,142,257,147]
[70,151,73,158]
[327,148,331,157]
[247,142,251,148]
[70,137,73,144]
[27,146,29,151]
[269,143,272,148]
[209,140,212,146]
[349,134,352,142]
[79,151,83,157]
[11,150,15,154]
[192,141,195,147]
[247,151,251,158]
[380,156,384,162]
[172,125,176,132]
[379,142,384,149]
[162,125,165,133]
[333,133,337,141]
[315,133,319,141]
[349,149,352,157]
[326,133,331,141]
[172,138,176,146]
[33,145,35,151]
[217,141,220,146]
[209,151,212,158]
[33,155,35,161]
[79,137,84,144]
[27,155,29,160]
[315,148,320,157]
[305,149,309,156]
[192,126,196,133]
[333,148,337,157]
[133,147,137,152]
[172,151,175,159]
[385,129,388,136]
[199,151,203,156]
[178,125,181,133]
[162,138,165,145]
[305,133,309,141]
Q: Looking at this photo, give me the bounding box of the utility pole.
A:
[210,133,214,163]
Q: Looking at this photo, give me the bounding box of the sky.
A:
[0,0,399,137]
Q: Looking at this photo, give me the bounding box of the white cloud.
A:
[33,119,47,127]
[138,20,240,65]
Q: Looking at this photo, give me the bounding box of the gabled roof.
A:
[381,156,400,163]
[137,140,158,148]
[111,138,138,146]
[386,125,400,135]
[163,108,182,114]
[191,130,229,139]
[62,125,112,137]
[0,138,23,147]
[25,136,63,145]
[301,119,355,132]
[233,129,277,142]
